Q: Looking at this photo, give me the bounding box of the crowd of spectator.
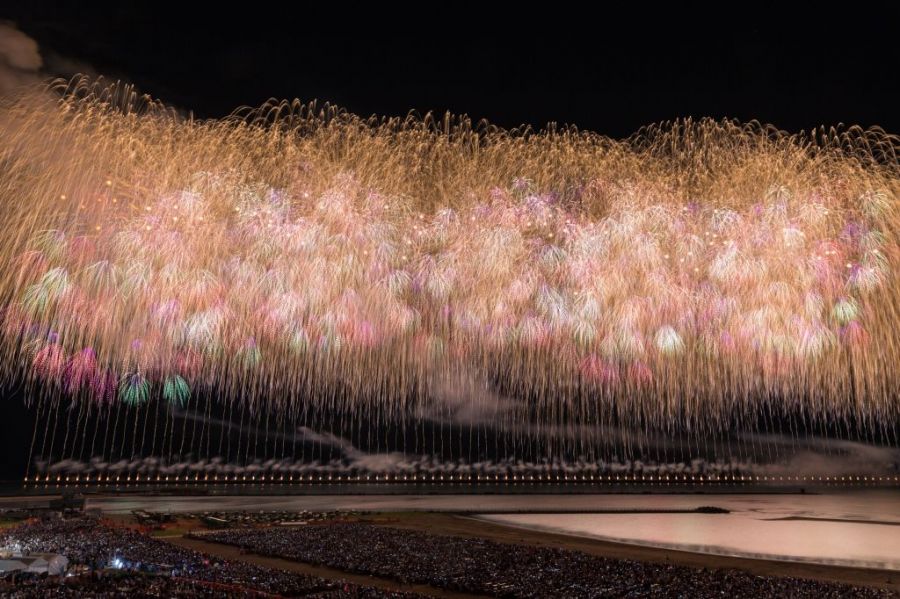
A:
[2,572,420,598]
[0,515,423,598]
[2,512,895,598]
[1,572,238,597]
[196,522,895,598]
[183,510,352,526]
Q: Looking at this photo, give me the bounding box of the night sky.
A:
[2,4,899,137]
[0,4,897,481]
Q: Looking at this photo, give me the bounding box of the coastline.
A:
[472,514,900,573]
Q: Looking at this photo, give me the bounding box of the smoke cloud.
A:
[0,22,41,95]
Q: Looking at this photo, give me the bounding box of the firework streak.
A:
[0,79,898,473]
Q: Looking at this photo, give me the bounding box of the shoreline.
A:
[470,515,900,575]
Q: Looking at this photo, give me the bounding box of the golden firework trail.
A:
[0,78,897,479]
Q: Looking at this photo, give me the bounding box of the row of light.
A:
[24,473,900,484]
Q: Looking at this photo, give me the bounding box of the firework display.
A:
[0,80,897,479]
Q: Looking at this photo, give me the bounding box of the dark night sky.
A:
[1,4,899,138]
[0,3,897,481]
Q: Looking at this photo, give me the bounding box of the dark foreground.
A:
[0,512,897,598]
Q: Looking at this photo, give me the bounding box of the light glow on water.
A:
[479,492,900,570]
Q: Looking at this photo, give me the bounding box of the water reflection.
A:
[481,492,900,570]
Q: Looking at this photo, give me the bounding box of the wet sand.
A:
[768,516,900,526]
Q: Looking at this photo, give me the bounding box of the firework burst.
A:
[0,78,897,473]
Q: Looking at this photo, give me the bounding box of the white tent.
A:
[0,553,68,575]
